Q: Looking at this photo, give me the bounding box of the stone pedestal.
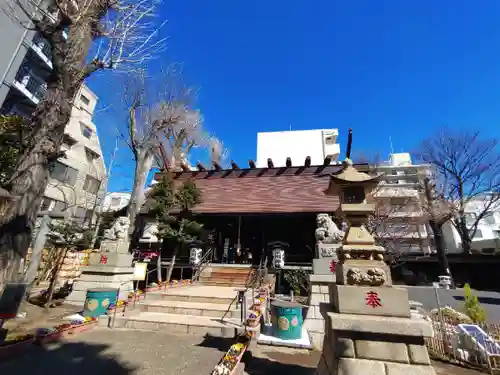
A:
[304,274,334,350]
[317,309,435,375]
[305,243,342,350]
[66,240,134,305]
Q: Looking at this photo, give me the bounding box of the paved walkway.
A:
[0,329,226,375]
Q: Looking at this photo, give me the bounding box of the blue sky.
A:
[87,0,500,193]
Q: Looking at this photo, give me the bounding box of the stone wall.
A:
[304,274,334,350]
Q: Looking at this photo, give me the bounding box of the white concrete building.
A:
[256,129,340,168]
[369,153,432,255]
[442,194,500,254]
[102,192,131,212]
[39,84,106,222]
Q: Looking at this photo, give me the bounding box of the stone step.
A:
[111,311,242,338]
[146,292,237,305]
[140,300,241,318]
[204,267,253,274]
[200,281,248,288]
[200,275,249,283]
[207,272,250,279]
[144,285,241,305]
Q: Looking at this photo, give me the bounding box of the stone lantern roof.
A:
[329,158,383,184]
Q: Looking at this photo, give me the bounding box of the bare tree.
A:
[415,129,500,254]
[122,66,205,240]
[0,0,167,284]
[367,184,430,266]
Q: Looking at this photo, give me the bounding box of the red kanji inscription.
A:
[365,291,382,308]
[99,255,108,265]
[329,260,336,273]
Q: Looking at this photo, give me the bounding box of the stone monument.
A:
[67,217,135,305]
[316,159,435,375]
[305,213,344,349]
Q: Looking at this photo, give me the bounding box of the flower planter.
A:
[245,318,260,328]
[0,337,34,361]
[251,304,262,312]
[36,322,98,345]
[212,342,248,375]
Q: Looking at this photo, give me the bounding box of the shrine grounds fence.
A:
[425,315,500,374]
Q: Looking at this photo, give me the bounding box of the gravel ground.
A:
[0,329,227,375]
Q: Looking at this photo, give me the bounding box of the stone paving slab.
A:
[0,328,226,375]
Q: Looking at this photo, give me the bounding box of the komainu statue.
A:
[315,213,344,244]
[103,217,130,240]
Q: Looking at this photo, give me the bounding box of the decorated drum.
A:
[271,300,303,340]
[83,288,118,318]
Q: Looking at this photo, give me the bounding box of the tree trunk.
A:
[165,245,179,283]
[430,221,453,281]
[127,149,154,240]
[0,16,97,287]
[44,247,68,308]
[457,217,472,255]
[0,84,75,286]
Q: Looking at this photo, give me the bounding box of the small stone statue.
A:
[315,213,344,244]
[103,217,130,240]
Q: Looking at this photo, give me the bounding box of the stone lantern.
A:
[316,159,436,375]
[329,158,391,287]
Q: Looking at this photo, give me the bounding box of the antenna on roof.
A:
[389,135,394,155]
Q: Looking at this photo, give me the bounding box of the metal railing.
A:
[14,67,47,101]
[191,248,213,282]
[32,34,52,61]
[425,314,500,374]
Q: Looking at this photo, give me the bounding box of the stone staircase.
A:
[198,265,255,287]
[107,285,246,338]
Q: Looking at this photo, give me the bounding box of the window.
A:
[62,134,77,149]
[75,207,94,223]
[473,229,483,239]
[111,197,121,207]
[483,213,496,225]
[80,94,90,105]
[75,207,86,220]
[52,200,67,213]
[83,175,100,194]
[50,161,78,186]
[40,198,53,211]
[80,122,93,139]
[325,136,335,145]
[465,213,476,227]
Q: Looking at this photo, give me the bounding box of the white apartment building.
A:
[39,84,106,223]
[442,194,500,254]
[102,192,131,212]
[369,153,432,255]
[256,129,340,168]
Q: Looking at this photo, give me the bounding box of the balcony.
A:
[31,34,53,69]
[13,67,47,105]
